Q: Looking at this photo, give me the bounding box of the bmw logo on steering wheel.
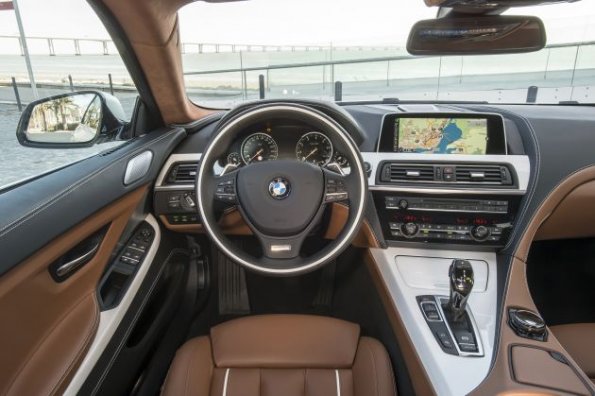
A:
[268,177,291,199]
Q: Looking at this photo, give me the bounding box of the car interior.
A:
[1,0,595,395]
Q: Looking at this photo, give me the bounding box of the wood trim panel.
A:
[0,186,147,396]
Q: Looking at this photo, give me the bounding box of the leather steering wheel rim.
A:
[196,103,367,276]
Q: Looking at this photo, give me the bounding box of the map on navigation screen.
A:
[394,118,488,155]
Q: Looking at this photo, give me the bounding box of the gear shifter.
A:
[448,259,474,321]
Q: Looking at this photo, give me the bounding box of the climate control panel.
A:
[374,193,520,246]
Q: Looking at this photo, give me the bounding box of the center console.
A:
[365,111,529,248]
[363,111,531,395]
[375,193,521,246]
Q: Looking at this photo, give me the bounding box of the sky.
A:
[0,0,594,50]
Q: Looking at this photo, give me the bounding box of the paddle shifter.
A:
[448,259,474,322]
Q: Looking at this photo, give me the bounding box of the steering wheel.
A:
[196,103,367,276]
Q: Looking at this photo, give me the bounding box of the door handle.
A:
[49,225,109,282]
[55,242,101,277]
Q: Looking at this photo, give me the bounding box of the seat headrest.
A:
[210,314,361,368]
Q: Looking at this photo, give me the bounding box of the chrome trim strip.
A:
[196,105,367,275]
[154,153,201,187]
[63,214,161,396]
[335,369,341,396]
[362,152,530,194]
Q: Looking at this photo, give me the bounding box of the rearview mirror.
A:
[407,15,546,55]
[17,91,127,148]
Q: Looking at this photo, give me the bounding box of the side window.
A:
[0,0,137,190]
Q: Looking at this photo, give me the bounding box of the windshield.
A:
[179,0,595,108]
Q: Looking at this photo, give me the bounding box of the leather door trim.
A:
[0,186,147,396]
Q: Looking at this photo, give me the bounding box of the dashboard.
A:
[217,120,350,170]
[152,101,545,251]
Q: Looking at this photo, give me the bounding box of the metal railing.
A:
[182,40,595,103]
[0,35,400,56]
[1,40,594,109]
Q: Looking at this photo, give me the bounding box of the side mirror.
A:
[16,91,128,148]
[407,15,547,56]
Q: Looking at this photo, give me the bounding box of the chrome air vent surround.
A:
[378,161,515,187]
[165,162,198,185]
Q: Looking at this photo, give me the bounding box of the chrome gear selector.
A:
[448,259,474,321]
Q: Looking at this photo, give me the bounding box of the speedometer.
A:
[296,132,333,166]
[241,133,279,164]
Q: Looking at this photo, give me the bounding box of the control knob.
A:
[471,225,490,241]
[401,222,419,238]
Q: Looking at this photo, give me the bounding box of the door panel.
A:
[0,126,186,395]
[0,186,147,396]
[0,127,185,275]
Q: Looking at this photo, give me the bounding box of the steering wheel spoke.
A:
[322,168,349,203]
[213,169,239,205]
[256,233,306,260]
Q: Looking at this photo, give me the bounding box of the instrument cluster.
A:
[219,122,350,169]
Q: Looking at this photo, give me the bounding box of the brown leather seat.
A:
[551,323,595,383]
[162,314,397,396]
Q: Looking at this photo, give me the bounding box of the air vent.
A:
[381,163,435,182]
[455,165,512,185]
[378,162,515,187]
[166,162,198,184]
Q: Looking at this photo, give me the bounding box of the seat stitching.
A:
[303,368,307,396]
[184,341,200,396]
[367,343,380,396]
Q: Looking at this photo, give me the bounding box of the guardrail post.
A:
[74,39,81,56]
[68,75,74,92]
[103,41,109,55]
[334,81,342,102]
[48,38,55,56]
[386,61,390,87]
[242,70,247,100]
[108,73,114,95]
[526,86,538,103]
[11,77,22,112]
[258,74,265,99]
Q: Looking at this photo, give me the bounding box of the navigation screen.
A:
[394,117,488,155]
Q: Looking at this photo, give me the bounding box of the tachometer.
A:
[241,133,279,164]
[296,132,333,166]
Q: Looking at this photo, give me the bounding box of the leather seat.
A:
[162,315,397,396]
[551,323,595,383]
